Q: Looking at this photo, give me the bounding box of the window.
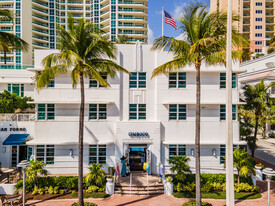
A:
[255,10,262,14]
[255,2,262,6]
[36,145,55,164]
[129,72,146,88]
[38,104,55,120]
[129,104,146,120]
[220,144,237,164]
[255,25,262,29]
[48,80,55,87]
[255,33,262,37]
[89,73,107,88]
[255,41,262,45]
[255,18,262,22]
[169,72,186,88]
[169,145,186,160]
[11,146,17,167]
[89,145,106,164]
[89,104,107,120]
[255,49,262,53]
[169,104,187,120]
[220,105,237,120]
[8,84,24,97]
[220,73,236,88]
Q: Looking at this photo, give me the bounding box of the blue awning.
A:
[3,134,30,145]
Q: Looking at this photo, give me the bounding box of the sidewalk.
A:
[24,181,275,206]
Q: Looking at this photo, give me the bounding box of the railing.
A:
[0,114,36,122]
[129,172,132,196]
[146,172,149,196]
[0,65,34,70]
[113,172,116,195]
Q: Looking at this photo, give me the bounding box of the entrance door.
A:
[19,146,27,163]
[129,144,147,171]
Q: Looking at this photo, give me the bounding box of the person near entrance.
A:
[115,161,120,183]
[120,156,127,177]
[159,162,164,183]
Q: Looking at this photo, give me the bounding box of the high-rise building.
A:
[0,0,148,67]
[210,0,275,54]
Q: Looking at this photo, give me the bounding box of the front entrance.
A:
[11,145,28,167]
[128,144,147,171]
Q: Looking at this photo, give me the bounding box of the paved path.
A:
[23,181,275,206]
[255,138,275,166]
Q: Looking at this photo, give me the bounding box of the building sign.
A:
[128,132,150,138]
[0,127,27,132]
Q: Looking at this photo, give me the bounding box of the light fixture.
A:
[69,149,73,156]
[262,168,275,206]
[17,160,31,206]
[212,149,216,156]
[191,149,194,156]
[2,146,6,153]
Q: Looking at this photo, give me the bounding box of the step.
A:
[115,187,164,192]
[114,190,164,195]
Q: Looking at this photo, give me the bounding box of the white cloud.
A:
[148,25,155,45]
[172,2,187,20]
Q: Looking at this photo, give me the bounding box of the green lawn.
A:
[173,191,261,200]
[71,192,109,199]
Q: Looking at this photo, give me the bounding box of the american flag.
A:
[164,10,177,30]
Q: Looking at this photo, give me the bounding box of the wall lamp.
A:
[212,149,216,156]
[69,149,73,157]
[191,149,194,156]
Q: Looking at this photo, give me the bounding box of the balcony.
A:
[243,6,250,9]
[243,29,250,32]
[266,13,274,16]
[0,65,34,69]
[266,28,274,32]
[0,114,36,122]
[243,21,250,24]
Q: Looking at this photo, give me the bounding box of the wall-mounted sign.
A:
[0,128,26,132]
[128,132,150,138]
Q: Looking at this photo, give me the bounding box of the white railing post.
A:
[113,172,116,195]
[130,173,132,196]
[147,172,149,196]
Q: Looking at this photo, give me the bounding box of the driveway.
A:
[255,138,275,166]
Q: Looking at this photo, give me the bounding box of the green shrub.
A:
[86,185,99,193]
[54,186,59,194]
[98,187,105,192]
[31,186,39,195]
[48,186,54,194]
[71,202,97,206]
[182,200,212,206]
[234,183,258,193]
[38,188,44,195]
[174,182,195,192]
[89,193,109,198]
[60,189,64,194]
[201,184,213,192]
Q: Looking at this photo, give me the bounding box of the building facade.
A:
[210,0,274,54]
[0,0,148,67]
[0,43,246,174]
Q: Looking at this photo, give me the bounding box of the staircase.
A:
[114,172,164,195]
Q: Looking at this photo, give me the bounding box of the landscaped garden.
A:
[14,161,111,202]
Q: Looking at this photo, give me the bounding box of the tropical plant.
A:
[151,4,248,204]
[233,148,255,184]
[36,15,129,205]
[115,34,130,44]
[267,36,275,54]
[85,163,106,188]
[242,79,275,157]
[26,161,47,187]
[0,90,34,113]
[0,9,28,64]
[168,155,191,182]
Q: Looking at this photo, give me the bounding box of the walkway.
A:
[24,180,275,206]
[255,138,275,166]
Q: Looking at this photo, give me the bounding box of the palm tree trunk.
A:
[237,171,240,185]
[195,61,201,206]
[251,115,259,157]
[78,73,85,206]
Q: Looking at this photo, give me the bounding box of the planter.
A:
[255,166,263,181]
[106,178,114,195]
[0,183,16,195]
[164,178,173,196]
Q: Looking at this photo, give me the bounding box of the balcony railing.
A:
[0,65,34,69]
[0,113,36,121]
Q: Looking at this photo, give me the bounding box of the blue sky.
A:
[147,0,210,43]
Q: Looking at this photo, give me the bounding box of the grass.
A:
[71,192,110,199]
[173,191,261,200]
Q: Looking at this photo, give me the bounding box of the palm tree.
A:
[233,148,255,184]
[85,163,106,187]
[151,5,248,205]
[26,161,47,187]
[267,36,275,54]
[242,79,275,157]
[36,16,130,206]
[115,34,130,44]
[0,9,28,64]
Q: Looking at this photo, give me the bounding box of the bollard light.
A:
[262,168,275,206]
[17,160,31,206]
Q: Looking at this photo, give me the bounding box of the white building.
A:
[0,43,246,174]
[239,53,275,136]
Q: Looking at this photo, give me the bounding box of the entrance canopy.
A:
[3,134,30,145]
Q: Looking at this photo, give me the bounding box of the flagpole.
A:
[162,6,164,37]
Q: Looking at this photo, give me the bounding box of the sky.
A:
[147,0,210,43]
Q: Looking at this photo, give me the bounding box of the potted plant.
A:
[165,176,173,195]
[255,163,263,170]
